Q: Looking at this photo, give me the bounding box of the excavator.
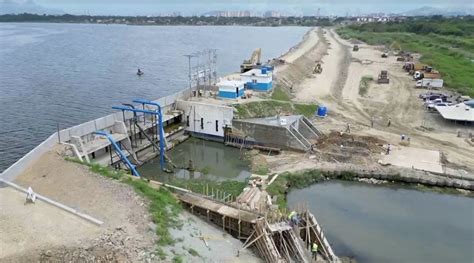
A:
[241,48,261,73]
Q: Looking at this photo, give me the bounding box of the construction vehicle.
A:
[313,63,322,74]
[353,45,359,51]
[413,71,441,80]
[241,48,262,73]
[403,62,429,74]
[416,78,444,89]
[378,70,389,84]
[381,53,388,58]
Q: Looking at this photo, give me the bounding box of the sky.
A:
[3,0,474,16]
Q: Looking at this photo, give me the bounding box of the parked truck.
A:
[416,78,444,89]
[413,71,441,81]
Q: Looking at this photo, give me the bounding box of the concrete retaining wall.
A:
[312,163,474,191]
[232,120,306,151]
[1,89,191,181]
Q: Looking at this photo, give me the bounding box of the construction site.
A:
[1,26,473,262]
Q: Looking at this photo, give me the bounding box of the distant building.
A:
[240,68,273,92]
[217,79,245,99]
[263,11,282,18]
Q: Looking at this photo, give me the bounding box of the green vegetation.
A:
[234,100,317,119]
[267,170,326,209]
[172,255,184,263]
[267,170,361,209]
[65,158,182,251]
[168,178,247,198]
[271,86,291,101]
[337,17,474,97]
[126,178,182,246]
[254,165,269,175]
[0,13,333,27]
[359,75,373,96]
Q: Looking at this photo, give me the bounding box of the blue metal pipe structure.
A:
[111,105,165,170]
[132,99,165,171]
[94,130,140,177]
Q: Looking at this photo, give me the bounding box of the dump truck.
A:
[403,62,429,74]
[378,70,389,84]
[416,78,444,89]
[353,45,359,51]
[241,48,262,73]
[313,63,322,74]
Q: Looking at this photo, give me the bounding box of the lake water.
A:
[288,180,474,263]
[138,137,251,182]
[0,23,309,172]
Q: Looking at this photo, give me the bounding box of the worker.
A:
[311,242,318,260]
[386,144,391,155]
[387,117,391,127]
[401,134,405,141]
[288,211,297,226]
[370,116,374,128]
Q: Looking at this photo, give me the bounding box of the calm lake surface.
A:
[0,23,308,171]
[288,180,474,263]
[138,137,251,182]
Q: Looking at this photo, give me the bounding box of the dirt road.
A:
[289,28,474,170]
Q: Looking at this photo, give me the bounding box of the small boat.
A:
[137,69,144,76]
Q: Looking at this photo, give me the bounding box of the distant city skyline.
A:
[1,0,473,16]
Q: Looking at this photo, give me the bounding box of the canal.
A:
[288,180,474,263]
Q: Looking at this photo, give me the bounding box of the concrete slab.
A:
[380,146,443,174]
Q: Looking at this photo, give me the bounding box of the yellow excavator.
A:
[241,48,261,73]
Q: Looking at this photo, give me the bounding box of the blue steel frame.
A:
[94,130,141,177]
[112,104,166,171]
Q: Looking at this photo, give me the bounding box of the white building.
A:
[240,68,273,92]
[216,79,245,99]
[176,100,234,141]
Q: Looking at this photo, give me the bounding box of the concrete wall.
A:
[176,100,233,139]
[1,88,191,181]
[232,120,306,151]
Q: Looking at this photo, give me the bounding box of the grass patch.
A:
[266,170,361,209]
[234,100,317,119]
[168,178,247,198]
[125,178,182,246]
[172,255,184,263]
[65,158,182,249]
[271,86,291,101]
[359,75,373,96]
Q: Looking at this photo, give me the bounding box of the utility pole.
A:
[184,54,194,90]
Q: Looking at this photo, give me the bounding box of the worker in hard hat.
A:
[312,242,318,260]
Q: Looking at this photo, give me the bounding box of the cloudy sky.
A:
[4,0,474,16]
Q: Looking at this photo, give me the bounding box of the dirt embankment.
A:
[285,27,473,172]
[2,145,156,262]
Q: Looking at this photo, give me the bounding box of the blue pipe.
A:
[111,105,165,171]
[94,130,140,177]
[132,99,165,171]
